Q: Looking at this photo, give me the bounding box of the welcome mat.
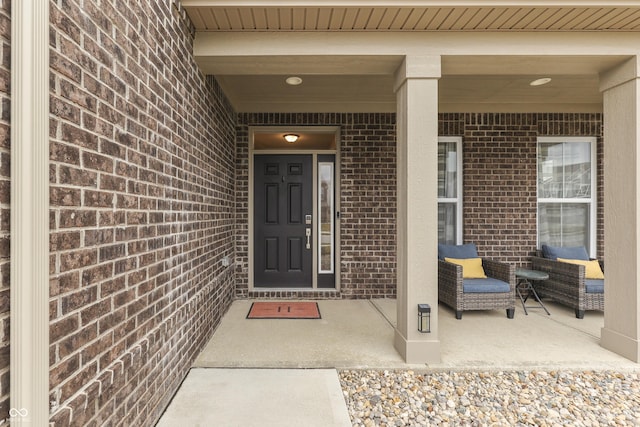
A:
[246,302,321,319]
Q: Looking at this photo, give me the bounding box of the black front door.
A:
[254,155,313,287]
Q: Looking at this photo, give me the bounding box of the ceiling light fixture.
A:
[283,134,299,143]
[530,77,552,86]
[285,76,303,86]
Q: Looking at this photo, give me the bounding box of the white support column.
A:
[393,56,441,364]
[600,56,640,362]
[11,0,50,424]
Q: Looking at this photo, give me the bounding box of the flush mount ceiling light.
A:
[283,134,299,143]
[530,77,552,86]
[285,76,303,86]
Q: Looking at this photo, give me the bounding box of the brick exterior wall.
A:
[49,1,236,425]
[0,0,8,421]
[237,112,604,299]
[236,113,398,299]
[440,113,604,265]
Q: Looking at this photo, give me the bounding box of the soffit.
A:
[182,3,640,32]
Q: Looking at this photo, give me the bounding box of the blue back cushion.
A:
[438,243,479,260]
[463,278,511,293]
[541,244,589,261]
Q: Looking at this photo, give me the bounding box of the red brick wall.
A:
[49,1,236,425]
[440,113,604,265]
[0,0,9,421]
[340,114,397,298]
[236,113,398,299]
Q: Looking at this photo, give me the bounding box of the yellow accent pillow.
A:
[557,258,605,279]
[445,257,487,279]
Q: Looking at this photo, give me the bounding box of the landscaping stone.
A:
[339,369,640,426]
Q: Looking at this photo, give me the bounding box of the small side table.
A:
[515,268,551,315]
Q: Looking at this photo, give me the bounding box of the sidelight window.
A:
[437,137,463,244]
[318,162,334,274]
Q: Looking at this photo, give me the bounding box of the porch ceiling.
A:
[203,55,629,113]
[181,2,638,113]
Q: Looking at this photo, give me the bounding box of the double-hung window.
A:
[537,137,596,255]
[437,137,463,244]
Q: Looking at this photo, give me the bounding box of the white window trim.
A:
[537,136,598,257]
[438,136,463,244]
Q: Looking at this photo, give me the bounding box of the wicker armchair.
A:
[531,253,604,319]
[438,244,516,319]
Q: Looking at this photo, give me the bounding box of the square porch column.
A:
[393,56,441,364]
[600,56,640,362]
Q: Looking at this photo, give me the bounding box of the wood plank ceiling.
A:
[184,6,640,32]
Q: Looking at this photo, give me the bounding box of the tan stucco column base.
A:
[394,330,441,364]
[393,55,442,364]
[600,56,640,363]
[601,329,640,362]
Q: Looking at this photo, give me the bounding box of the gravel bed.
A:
[339,370,640,426]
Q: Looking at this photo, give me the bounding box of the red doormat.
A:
[246,302,321,319]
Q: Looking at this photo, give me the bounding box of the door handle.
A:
[305,228,311,249]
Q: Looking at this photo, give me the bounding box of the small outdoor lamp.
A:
[418,304,431,333]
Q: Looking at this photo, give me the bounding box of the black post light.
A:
[418,304,431,333]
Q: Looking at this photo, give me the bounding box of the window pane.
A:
[538,203,589,249]
[538,143,563,198]
[539,142,591,199]
[538,203,561,246]
[319,163,334,273]
[561,203,590,247]
[438,203,457,244]
[563,143,591,198]
[438,142,457,198]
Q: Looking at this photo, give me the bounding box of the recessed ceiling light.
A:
[283,134,299,143]
[285,76,303,86]
[530,77,552,86]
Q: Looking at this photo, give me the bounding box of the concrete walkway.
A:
[155,368,351,427]
[156,299,639,426]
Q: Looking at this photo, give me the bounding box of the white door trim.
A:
[248,126,341,292]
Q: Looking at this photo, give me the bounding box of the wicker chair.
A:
[438,244,516,320]
[531,252,604,319]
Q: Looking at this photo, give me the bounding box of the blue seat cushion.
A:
[438,243,479,260]
[585,279,604,294]
[541,244,590,261]
[463,278,511,293]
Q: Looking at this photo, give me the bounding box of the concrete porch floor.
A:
[157,299,639,426]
